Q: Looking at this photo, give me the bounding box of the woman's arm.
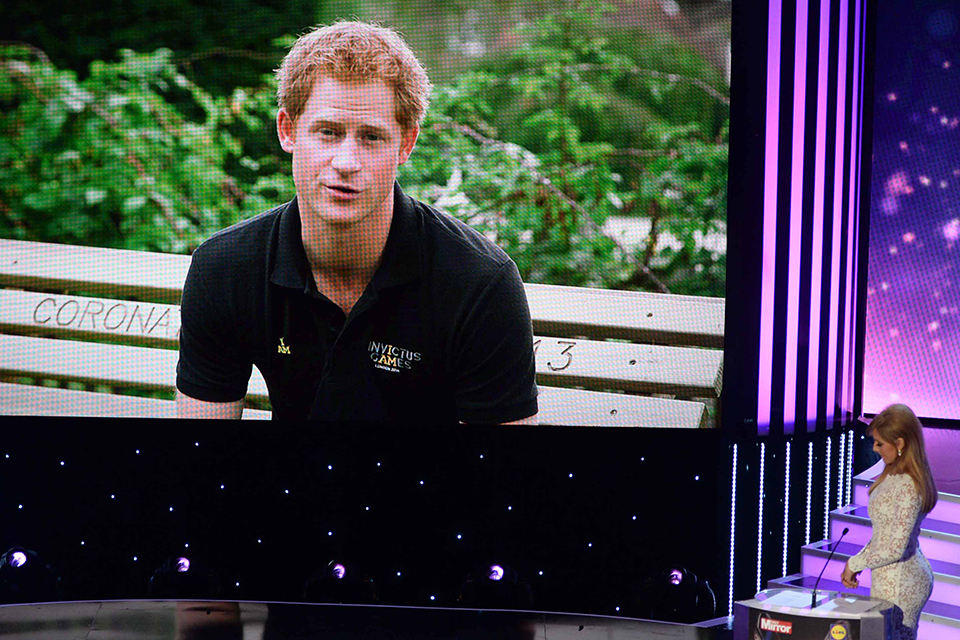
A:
[848,476,922,573]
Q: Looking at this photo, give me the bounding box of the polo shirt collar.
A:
[270,181,421,294]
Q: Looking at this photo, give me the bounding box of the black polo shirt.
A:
[176,182,539,423]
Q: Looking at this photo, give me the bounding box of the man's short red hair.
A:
[276,20,433,132]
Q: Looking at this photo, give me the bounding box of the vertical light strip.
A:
[846,428,855,504]
[826,0,850,423]
[806,0,833,431]
[783,441,792,577]
[757,442,767,593]
[728,444,738,616]
[757,0,784,433]
[841,0,864,414]
[806,441,813,544]
[838,431,846,507]
[783,0,811,430]
[824,436,832,539]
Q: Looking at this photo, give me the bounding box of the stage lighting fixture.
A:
[149,554,221,599]
[0,547,62,604]
[458,563,532,609]
[302,559,377,604]
[641,565,716,624]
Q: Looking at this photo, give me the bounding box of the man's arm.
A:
[453,260,539,424]
[176,390,244,419]
[176,246,254,416]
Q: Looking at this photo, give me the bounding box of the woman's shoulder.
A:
[885,472,922,496]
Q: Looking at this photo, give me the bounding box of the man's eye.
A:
[364,133,383,142]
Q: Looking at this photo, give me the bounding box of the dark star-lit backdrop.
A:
[863,0,960,419]
[1,419,728,618]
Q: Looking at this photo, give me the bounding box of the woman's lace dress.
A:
[847,473,933,640]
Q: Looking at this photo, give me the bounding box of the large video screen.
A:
[1,0,730,426]
[862,0,959,420]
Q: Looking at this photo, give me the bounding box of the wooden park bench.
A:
[0,239,724,426]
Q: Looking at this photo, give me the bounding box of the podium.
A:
[734,588,895,640]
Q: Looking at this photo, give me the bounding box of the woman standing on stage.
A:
[841,404,938,640]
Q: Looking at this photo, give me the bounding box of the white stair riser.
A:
[800,554,960,606]
[830,520,960,564]
[918,618,960,640]
[853,482,960,525]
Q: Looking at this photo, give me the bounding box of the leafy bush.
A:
[1,0,728,295]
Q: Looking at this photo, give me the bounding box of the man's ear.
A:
[398,124,419,165]
[277,108,297,153]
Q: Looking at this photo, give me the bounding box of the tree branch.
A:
[569,62,730,106]
[431,120,671,293]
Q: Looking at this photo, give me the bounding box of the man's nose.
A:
[331,136,362,173]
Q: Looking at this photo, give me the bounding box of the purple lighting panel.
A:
[826,0,850,424]
[752,0,872,434]
[758,0,783,433]
[784,0,811,430]
[806,0,833,430]
[862,2,960,419]
[841,0,864,418]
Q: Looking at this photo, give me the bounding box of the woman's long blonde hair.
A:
[867,403,938,514]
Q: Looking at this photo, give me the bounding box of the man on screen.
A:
[175,21,539,424]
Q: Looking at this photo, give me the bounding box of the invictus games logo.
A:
[369,340,421,373]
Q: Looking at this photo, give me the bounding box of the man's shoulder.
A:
[412,197,514,281]
[190,202,285,272]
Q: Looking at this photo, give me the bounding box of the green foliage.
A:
[0,44,291,253]
[1,0,728,296]
[402,0,729,294]
[10,0,317,94]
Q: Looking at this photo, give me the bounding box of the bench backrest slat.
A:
[0,240,725,349]
[0,382,272,420]
[0,290,721,397]
[0,239,723,425]
[0,333,270,398]
[0,239,189,304]
[0,335,703,427]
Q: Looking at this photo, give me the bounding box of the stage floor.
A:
[0,600,734,639]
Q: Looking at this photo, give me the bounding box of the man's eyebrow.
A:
[308,118,392,137]
[361,124,392,137]
[307,119,342,131]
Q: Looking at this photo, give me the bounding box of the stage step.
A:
[852,460,960,526]
[829,504,960,564]
[781,429,960,640]
[768,574,960,640]
[800,539,960,606]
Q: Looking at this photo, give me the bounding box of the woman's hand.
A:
[840,562,860,589]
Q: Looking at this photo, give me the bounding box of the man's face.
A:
[278,75,418,230]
